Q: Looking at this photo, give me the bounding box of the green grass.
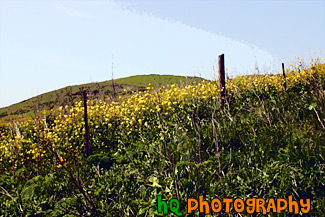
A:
[1,64,324,216]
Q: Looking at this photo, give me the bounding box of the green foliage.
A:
[1,64,324,216]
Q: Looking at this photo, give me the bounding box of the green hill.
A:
[0,63,324,216]
[0,74,205,123]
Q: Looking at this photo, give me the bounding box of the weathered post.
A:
[282,63,287,91]
[219,54,226,110]
[83,91,90,157]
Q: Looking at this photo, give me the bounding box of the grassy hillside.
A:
[0,60,324,216]
[0,74,205,123]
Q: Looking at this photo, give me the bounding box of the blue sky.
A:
[0,0,324,108]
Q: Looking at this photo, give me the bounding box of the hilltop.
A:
[0,74,205,123]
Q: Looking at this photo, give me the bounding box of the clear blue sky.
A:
[0,0,324,108]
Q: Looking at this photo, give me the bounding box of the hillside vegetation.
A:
[0,58,324,216]
[0,74,205,123]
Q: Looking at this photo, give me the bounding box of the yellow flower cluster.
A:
[0,121,48,169]
[227,57,324,93]
[0,58,324,170]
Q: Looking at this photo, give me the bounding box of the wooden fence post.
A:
[83,91,90,157]
[282,63,287,91]
[219,54,226,110]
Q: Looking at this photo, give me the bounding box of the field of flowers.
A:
[0,57,324,216]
